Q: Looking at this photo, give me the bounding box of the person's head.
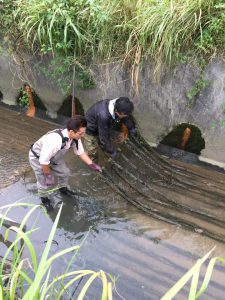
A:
[67,115,87,140]
[114,97,134,119]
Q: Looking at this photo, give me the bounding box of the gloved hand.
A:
[44,173,55,186]
[111,150,117,160]
[129,128,137,136]
[89,163,102,172]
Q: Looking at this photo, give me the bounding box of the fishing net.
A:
[100,133,225,243]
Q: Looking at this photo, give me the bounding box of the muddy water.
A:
[1,153,225,299]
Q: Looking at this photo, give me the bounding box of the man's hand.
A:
[89,163,102,172]
[44,173,55,186]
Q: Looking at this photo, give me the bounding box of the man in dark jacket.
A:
[84,97,136,161]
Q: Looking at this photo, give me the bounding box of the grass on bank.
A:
[1,0,225,70]
[0,202,114,300]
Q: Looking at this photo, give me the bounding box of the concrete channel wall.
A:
[1,47,225,164]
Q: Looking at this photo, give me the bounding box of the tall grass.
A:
[0,203,114,299]
[126,0,215,72]
[1,0,225,79]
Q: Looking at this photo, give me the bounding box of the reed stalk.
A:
[0,203,114,299]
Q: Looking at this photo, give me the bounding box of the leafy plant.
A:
[34,55,95,94]
[18,89,29,107]
[194,0,225,56]
[161,247,225,300]
[0,202,114,299]
[186,77,210,108]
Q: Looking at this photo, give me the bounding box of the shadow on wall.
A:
[159,123,205,155]
[0,85,86,127]
[15,86,85,120]
[58,95,84,117]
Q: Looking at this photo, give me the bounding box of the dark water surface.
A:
[1,153,225,299]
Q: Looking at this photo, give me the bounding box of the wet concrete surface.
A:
[1,106,225,298]
[0,106,58,189]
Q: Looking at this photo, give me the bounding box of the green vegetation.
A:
[186,77,210,108]
[161,247,225,300]
[1,0,225,84]
[34,56,95,95]
[18,89,29,107]
[0,203,114,299]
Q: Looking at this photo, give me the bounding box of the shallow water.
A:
[1,156,225,299]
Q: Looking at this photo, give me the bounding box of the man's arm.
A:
[79,152,102,172]
[79,152,92,165]
[41,164,55,186]
[38,134,62,186]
